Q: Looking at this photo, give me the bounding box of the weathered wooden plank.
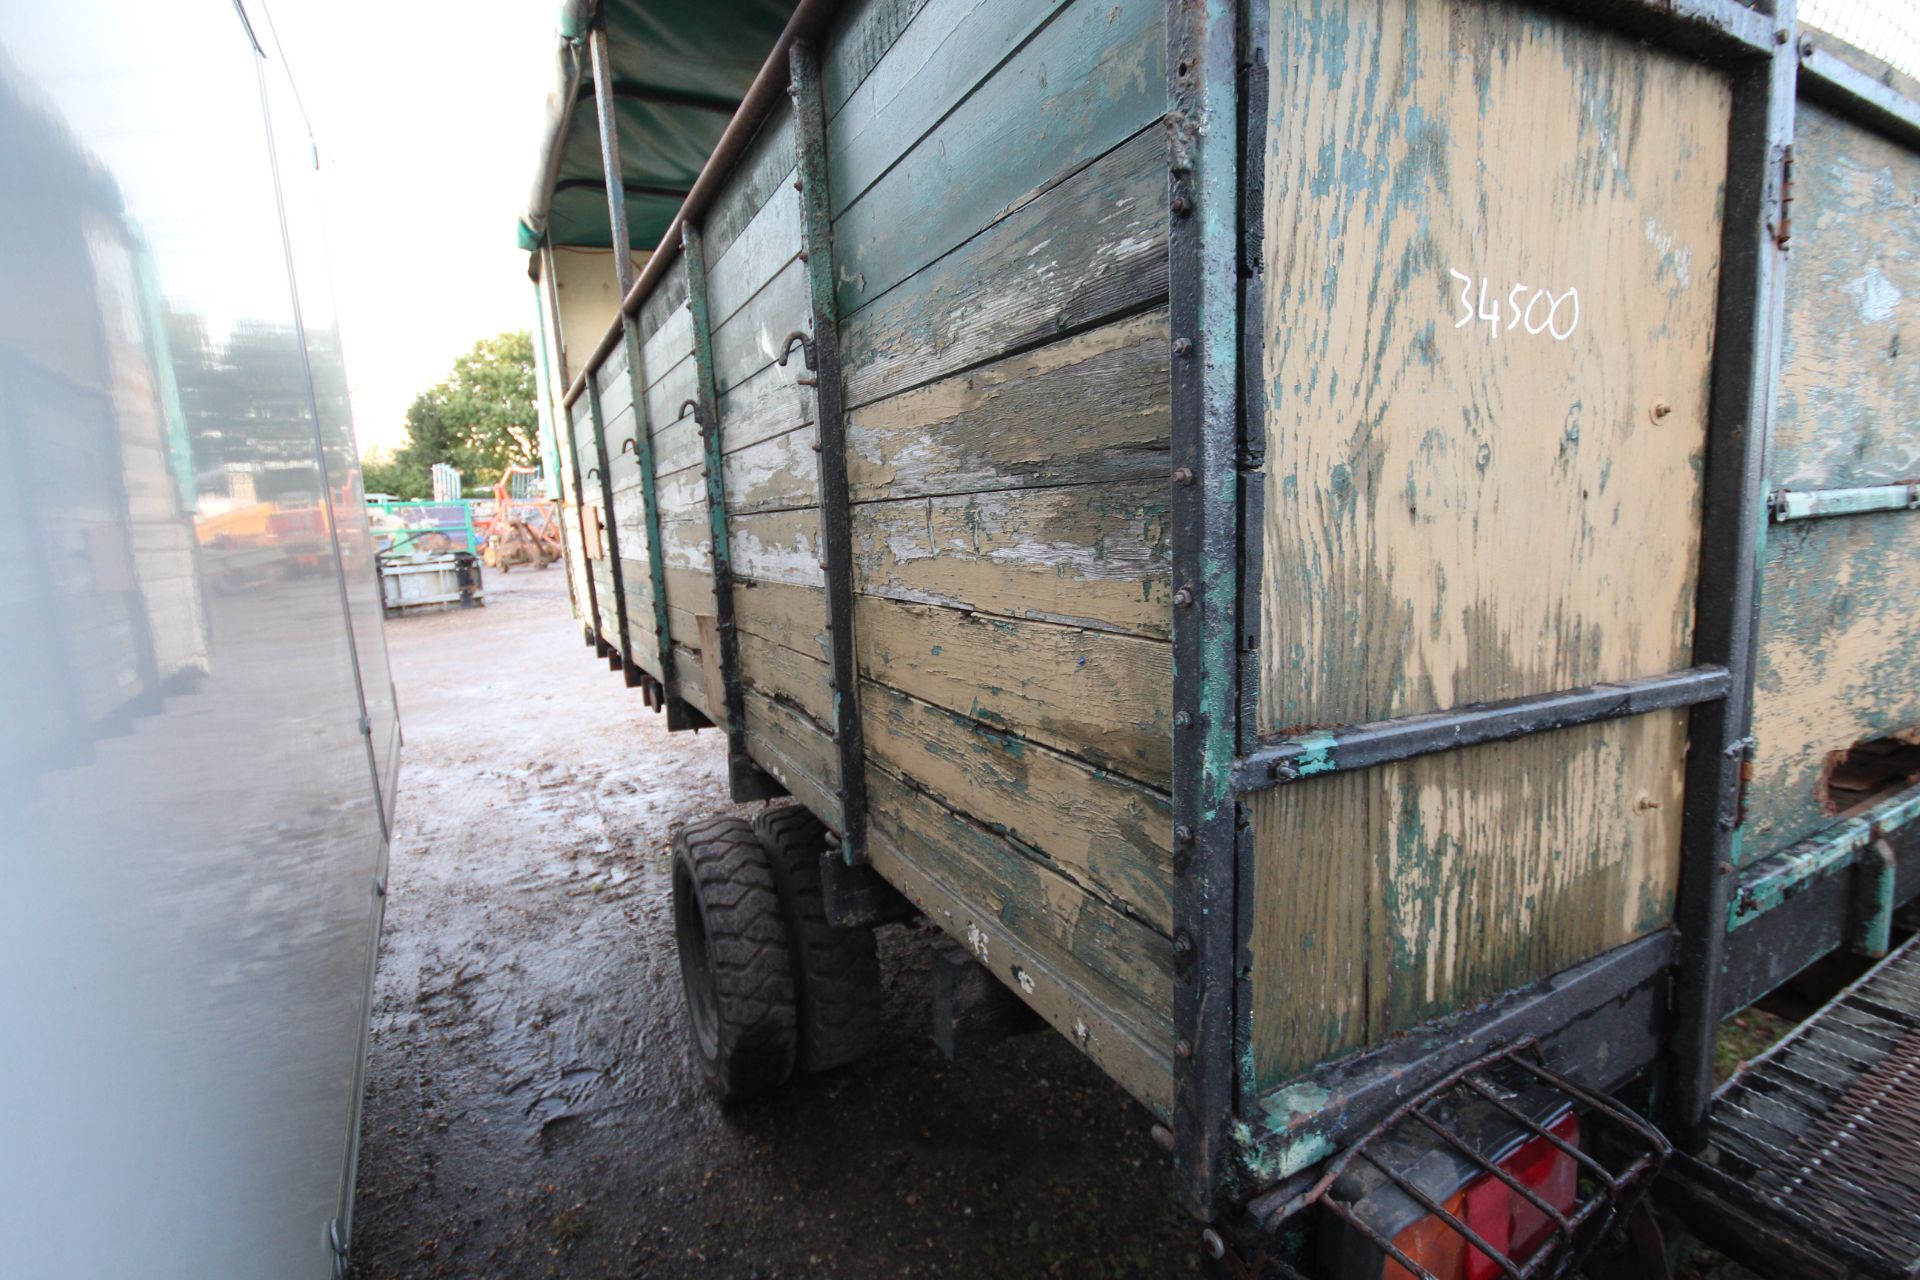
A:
[730,506,824,589]
[1745,103,1920,859]
[652,416,702,480]
[822,0,932,116]
[856,596,1172,785]
[706,173,802,333]
[635,254,688,347]
[743,687,842,828]
[593,332,631,404]
[643,350,696,432]
[827,0,1068,214]
[653,459,705,520]
[739,628,834,734]
[840,125,1168,409]
[659,514,712,573]
[711,255,810,396]
[1249,712,1689,1088]
[669,644,711,718]
[716,354,815,460]
[732,578,830,660]
[860,681,1172,931]
[847,309,1169,502]
[1258,0,1729,732]
[725,424,821,515]
[865,765,1173,1115]
[701,102,796,270]
[850,479,1170,639]
[641,306,693,394]
[1747,516,1920,857]
[833,0,1162,318]
[1770,109,1918,487]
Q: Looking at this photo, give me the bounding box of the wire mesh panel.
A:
[1696,936,1920,1279]
[1801,0,1920,80]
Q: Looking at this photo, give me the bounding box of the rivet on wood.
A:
[1175,710,1192,729]
[1173,586,1195,608]
[1171,192,1193,217]
[1651,401,1672,422]
[1172,467,1195,486]
[1175,824,1194,845]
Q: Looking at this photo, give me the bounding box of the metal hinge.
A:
[1772,144,1795,249]
[1726,736,1757,831]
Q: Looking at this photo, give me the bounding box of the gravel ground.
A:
[347,567,1196,1279]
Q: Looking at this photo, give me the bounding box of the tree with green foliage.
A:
[359,330,538,498]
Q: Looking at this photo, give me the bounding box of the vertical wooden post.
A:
[1168,0,1243,1222]
[683,221,784,801]
[1668,0,1799,1146]
[618,315,689,722]
[788,41,869,865]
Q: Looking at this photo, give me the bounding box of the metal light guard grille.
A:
[1245,1042,1671,1280]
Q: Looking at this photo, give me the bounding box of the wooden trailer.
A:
[524,0,1920,1272]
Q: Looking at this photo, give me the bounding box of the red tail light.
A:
[1383,1114,1581,1280]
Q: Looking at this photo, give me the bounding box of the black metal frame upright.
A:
[786,40,869,865]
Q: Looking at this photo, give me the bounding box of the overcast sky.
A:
[258,0,558,455]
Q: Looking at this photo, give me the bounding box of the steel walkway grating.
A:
[1699,934,1920,1277]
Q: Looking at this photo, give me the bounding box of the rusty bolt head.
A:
[1775,27,1790,44]
[1172,466,1195,486]
[1172,192,1193,217]
[1176,1039,1194,1059]
[1800,36,1815,57]
[1175,824,1194,846]
[1651,400,1673,421]
[1174,932,1194,958]
[1173,586,1195,608]
[1174,710,1192,729]
[1173,337,1193,357]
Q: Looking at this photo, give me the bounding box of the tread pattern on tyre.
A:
[752,804,882,1073]
[672,814,796,1099]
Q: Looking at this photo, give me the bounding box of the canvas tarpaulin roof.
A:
[519,0,795,253]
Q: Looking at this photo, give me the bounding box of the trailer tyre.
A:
[752,804,882,1072]
[670,815,797,1100]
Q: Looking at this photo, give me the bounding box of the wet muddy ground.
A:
[348,569,1196,1279]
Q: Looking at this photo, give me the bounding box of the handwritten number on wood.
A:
[1450,269,1579,343]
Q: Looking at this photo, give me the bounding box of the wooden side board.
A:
[1258,0,1729,731]
[1248,0,1730,1089]
[1249,711,1689,1087]
[1746,103,1920,859]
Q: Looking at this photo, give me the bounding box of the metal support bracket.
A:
[681,220,783,802]
[1168,0,1242,1222]
[1667,5,1800,1148]
[1771,481,1920,522]
[789,40,870,865]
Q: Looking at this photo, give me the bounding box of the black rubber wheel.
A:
[670,815,797,1100]
[751,804,882,1072]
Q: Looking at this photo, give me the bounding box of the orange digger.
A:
[481,465,561,571]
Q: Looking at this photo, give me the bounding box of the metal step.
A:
[1672,934,1920,1280]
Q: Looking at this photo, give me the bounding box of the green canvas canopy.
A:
[519,0,796,253]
